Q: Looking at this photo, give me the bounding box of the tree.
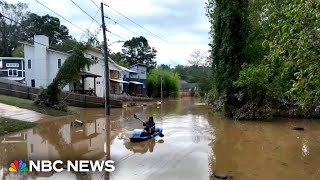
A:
[0,1,28,56]
[147,68,180,98]
[21,13,71,45]
[109,52,129,67]
[206,0,250,116]
[159,64,171,70]
[35,44,92,111]
[121,36,157,67]
[187,50,210,67]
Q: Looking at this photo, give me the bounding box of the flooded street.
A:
[1,98,320,180]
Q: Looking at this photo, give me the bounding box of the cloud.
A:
[10,0,211,65]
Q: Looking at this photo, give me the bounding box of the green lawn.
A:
[0,117,36,136]
[0,95,80,116]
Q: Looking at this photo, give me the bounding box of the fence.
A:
[0,81,122,108]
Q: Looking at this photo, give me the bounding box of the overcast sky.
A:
[12,0,211,66]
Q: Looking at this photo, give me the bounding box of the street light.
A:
[108,40,124,46]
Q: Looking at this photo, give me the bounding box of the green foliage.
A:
[147,68,180,98]
[35,44,91,110]
[263,0,320,116]
[109,52,129,67]
[206,0,250,116]
[0,1,28,56]
[122,36,157,67]
[235,64,269,100]
[12,46,23,57]
[21,13,71,45]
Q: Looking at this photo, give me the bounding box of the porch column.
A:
[94,77,96,94]
[82,76,85,94]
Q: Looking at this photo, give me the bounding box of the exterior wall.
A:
[47,51,69,91]
[128,65,147,80]
[24,45,34,86]
[84,59,105,97]
[0,57,24,80]
[22,35,125,96]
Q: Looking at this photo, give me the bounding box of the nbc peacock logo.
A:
[9,160,29,173]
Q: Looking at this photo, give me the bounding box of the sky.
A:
[11,0,211,66]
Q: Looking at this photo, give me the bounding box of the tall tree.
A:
[109,52,129,67]
[0,1,28,56]
[206,0,249,116]
[21,13,71,45]
[121,36,157,67]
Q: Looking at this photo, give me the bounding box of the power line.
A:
[70,0,100,25]
[34,0,97,40]
[105,16,140,37]
[87,0,128,41]
[103,2,170,44]
[79,7,101,42]
[106,29,126,41]
[0,13,100,62]
[89,0,100,9]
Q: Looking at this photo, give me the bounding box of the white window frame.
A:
[58,59,62,68]
[6,63,19,68]
[28,59,31,69]
[8,69,18,77]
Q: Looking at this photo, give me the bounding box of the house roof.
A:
[127,63,148,69]
[19,41,70,56]
[0,57,24,60]
[80,71,102,78]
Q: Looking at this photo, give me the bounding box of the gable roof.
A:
[19,41,70,56]
[127,63,148,69]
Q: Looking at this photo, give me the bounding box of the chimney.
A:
[33,35,49,87]
[34,35,49,47]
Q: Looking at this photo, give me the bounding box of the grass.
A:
[0,117,36,136]
[0,95,80,116]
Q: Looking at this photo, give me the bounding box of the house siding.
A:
[0,57,24,81]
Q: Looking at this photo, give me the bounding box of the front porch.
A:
[70,72,102,96]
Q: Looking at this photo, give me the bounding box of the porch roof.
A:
[130,81,144,85]
[110,79,129,84]
[80,72,102,78]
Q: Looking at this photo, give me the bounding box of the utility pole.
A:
[101,3,110,116]
[161,76,163,100]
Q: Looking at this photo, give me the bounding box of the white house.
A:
[21,35,126,97]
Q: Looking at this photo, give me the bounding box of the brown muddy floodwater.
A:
[1,98,320,180]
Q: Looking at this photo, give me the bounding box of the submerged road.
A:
[1,98,320,180]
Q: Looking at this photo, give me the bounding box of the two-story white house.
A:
[21,34,126,97]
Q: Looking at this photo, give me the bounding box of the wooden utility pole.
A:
[161,76,163,100]
[101,2,110,116]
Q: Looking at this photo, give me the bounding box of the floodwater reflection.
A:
[0,98,320,180]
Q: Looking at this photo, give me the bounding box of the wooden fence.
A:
[0,82,122,108]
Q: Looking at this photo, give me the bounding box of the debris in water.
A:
[292,127,304,131]
[211,172,232,179]
[71,119,84,127]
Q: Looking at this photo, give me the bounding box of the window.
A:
[28,59,31,69]
[8,69,18,76]
[91,55,95,60]
[30,144,34,153]
[31,79,35,87]
[6,63,19,68]
[58,59,61,68]
[94,57,98,60]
